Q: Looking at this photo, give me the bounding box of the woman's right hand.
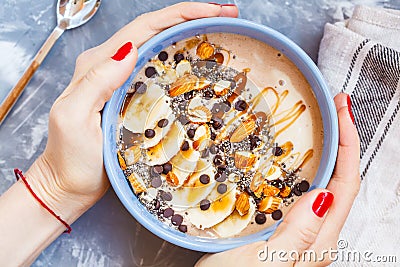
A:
[196,93,360,267]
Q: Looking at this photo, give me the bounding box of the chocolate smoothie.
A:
[116,33,323,238]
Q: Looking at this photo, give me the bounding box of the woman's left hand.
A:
[26,2,239,224]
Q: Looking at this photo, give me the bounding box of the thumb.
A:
[266,189,334,263]
[74,41,137,112]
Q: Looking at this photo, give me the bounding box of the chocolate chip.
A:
[217,165,227,172]
[215,172,227,182]
[158,51,168,61]
[171,214,183,226]
[217,183,227,194]
[161,191,173,201]
[184,91,194,100]
[298,180,310,192]
[249,135,261,150]
[162,163,172,174]
[271,210,283,220]
[293,186,302,196]
[178,224,188,233]
[209,144,219,154]
[163,208,174,218]
[211,117,223,130]
[134,81,147,94]
[210,132,216,140]
[145,129,155,138]
[199,174,210,184]
[203,90,214,100]
[187,128,196,139]
[151,176,162,188]
[200,199,211,210]
[174,53,184,63]
[154,199,160,210]
[145,66,157,78]
[234,100,248,111]
[157,119,169,128]
[152,165,163,175]
[272,146,283,157]
[213,155,224,166]
[255,213,266,224]
[181,141,190,151]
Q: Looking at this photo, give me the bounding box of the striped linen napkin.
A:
[318,5,400,266]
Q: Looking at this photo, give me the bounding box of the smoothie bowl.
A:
[102,18,338,252]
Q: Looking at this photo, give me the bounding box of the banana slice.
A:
[168,159,216,211]
[142,107,175,149]
[186,183,237,229]
[124,83,164,133]
[145,121,185,166]
[169,145,201,187]
[213,199,256,238]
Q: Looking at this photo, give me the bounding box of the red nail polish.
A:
[312,192,334,217]
[221,3,236,6]
[112,42,133,61]
[208,2,221,6]
[347,94,355,124]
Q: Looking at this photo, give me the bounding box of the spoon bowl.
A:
[0,0,101,124]
[57,0,101,30]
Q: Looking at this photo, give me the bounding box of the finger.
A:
[296,94,360,267]
[260,189,333,266]
[68,41,138,113]
[72,2,238,82]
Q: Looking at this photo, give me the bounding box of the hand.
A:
[196,93,360,267]
[25,2,239,224]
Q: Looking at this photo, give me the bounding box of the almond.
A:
[166,172,179,186]
[124,146,141,165]
[188,105,212,123]
[213,80,231,96]
[117,151,127,170]
[169,74,198,97]
[234,151,257,170]
[280,186,291,198]
[235,192,250,216]
[196,41,214,59]
[258,196,282,214]
[127,173,146,194]
[230,117,256,143]
[264,184,281,197]
[254,183,280,198]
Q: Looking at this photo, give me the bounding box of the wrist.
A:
[24,155,93,224]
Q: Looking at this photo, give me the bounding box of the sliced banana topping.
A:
[145,121,185,166]
[124,83,164,133]
[186,183,236,229]
[213,198,256,238]
[169,146,201,187]
[168,159,216,211]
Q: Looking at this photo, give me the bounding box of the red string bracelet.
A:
[14,168,72,234]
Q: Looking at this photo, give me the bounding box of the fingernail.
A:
[221,3,236,6]
[208,2,221,6]
[312,192,334,217]
[347,94,355,124]
[112,41,133,61]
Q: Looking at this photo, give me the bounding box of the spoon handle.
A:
[0,26,65,125]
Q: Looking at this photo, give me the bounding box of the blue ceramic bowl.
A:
[102,17,338,253]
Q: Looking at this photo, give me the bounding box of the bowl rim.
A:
[102,17,338,252]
